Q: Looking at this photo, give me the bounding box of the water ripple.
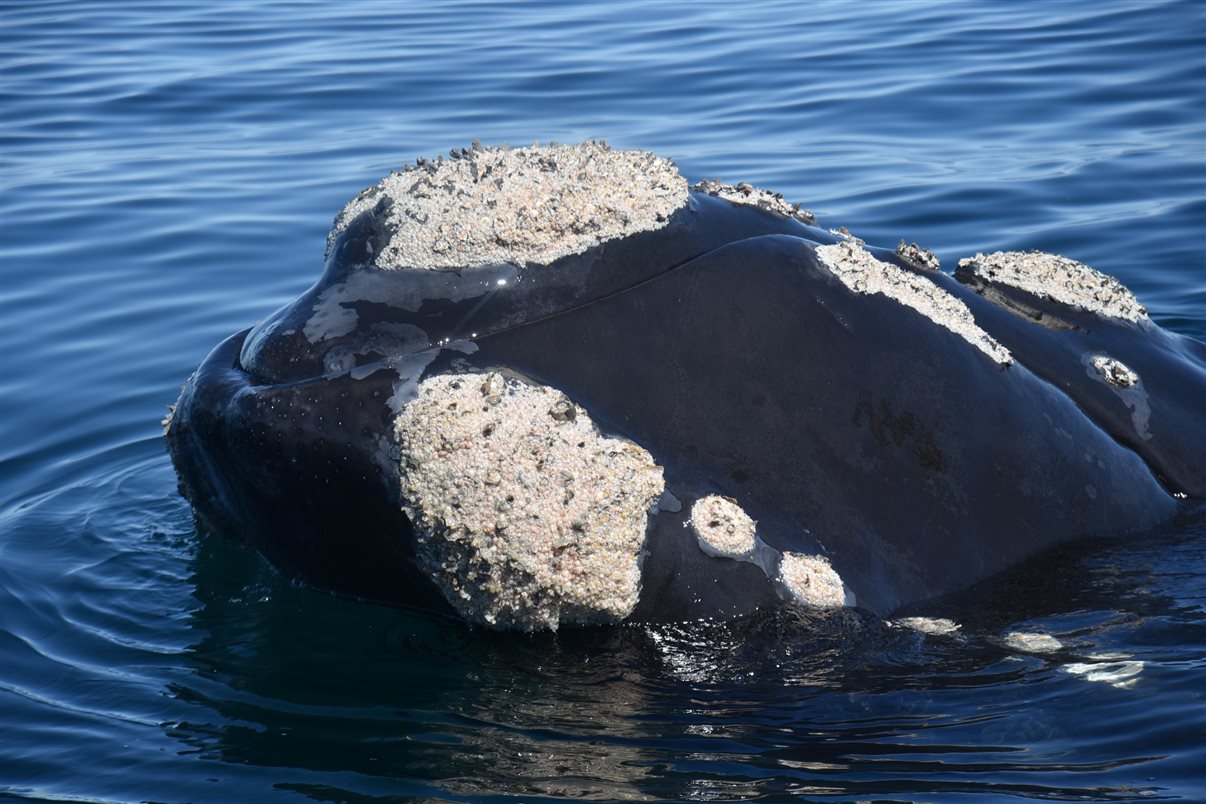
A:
[2,0,1204,800]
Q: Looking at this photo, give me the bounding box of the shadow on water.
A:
[163,506,1206,802]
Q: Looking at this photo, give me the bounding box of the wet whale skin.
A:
[166,191,1205,620]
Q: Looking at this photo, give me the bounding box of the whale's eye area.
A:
[328,141,690,272]
[394,371,665,631]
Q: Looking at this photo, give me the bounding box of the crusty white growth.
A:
[689,495,757,560]
[895,240,940,271]
[330,141,688,270]
[692,179,816,223]
[1091,355,1139,388]
[1003,631,1063,654]
[817,239,1013,365]
[394,372,664,631]
[956,251,1147,323]
[777,552,847,608]
[894,616,960,635]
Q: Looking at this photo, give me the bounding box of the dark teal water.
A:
[2,2,1205,801]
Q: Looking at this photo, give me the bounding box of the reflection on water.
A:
[154,507,1205,802]
[1,441,1202,801]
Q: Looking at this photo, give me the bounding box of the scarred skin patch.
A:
[394,372,665,631]
[329,140,688,270]
[689,495,757,560]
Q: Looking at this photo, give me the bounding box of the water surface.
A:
[2,1,1204,801]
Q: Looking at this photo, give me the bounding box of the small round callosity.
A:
[692,179,816,224]
[777,552,848,609]
[956,250,1148,323]
[816,239,1013,366]
[1091,355,1139,388]
[895,240,940,271]
[394,372,665,631]
[329,140,689,270]
[689,495,757,560]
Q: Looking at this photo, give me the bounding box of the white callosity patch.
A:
[329,141,688,271]
[893,616,961,635]
[689,495,757,560]
[777,552,848,609]
[957,251,1147,323]
[816,239,1014,365]
[895,240,940,271]
[691,179,816,223]
[394,372,665,631]
[1091,355,1139,388]
[1083,352,1151,439]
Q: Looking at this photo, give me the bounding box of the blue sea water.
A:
[2,1,1205,801]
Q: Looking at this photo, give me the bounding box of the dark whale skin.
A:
[166,190,1201,621]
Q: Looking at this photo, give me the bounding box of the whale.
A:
[165,141,1206,630]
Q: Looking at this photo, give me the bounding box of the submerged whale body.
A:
[166,142,1206,630]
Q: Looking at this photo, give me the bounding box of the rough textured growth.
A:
[328,141,689,270]
[777,552,847,608]
[817,240,1013,365]
[394,372,664,631]
[689,495,757,560]
[895,240,940,271]
[957,251,1147,323]
[1091,355,1139,388]
[692,179,816,224]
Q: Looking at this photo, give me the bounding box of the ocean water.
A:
[2,1,1205,801]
